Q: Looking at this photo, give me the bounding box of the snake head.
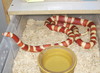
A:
[2,32,12,37]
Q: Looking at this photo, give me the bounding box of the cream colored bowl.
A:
[38,46,77,73]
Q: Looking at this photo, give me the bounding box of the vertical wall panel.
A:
[0,0,8,43]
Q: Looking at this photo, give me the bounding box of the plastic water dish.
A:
[38,46,77,73]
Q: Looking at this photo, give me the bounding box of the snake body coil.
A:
[2,15,97,52]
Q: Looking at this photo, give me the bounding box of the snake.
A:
[2,15,97,52]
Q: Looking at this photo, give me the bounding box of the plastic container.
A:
[0,15,100,73]
[38,46,77,73]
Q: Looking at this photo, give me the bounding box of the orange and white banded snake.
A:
[2,15,97,52]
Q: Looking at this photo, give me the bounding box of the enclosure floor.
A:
[12,19,100,73]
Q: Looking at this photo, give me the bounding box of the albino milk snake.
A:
[2,15,97,52]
